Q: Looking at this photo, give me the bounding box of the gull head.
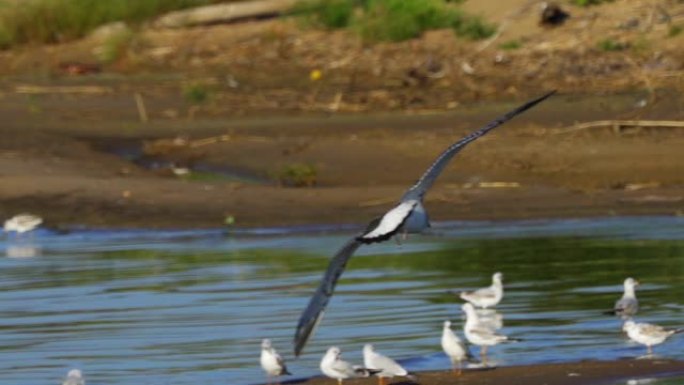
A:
[66,369,83,379]
[493,272,503,283]
[261,339,272,349]
[363,344,374,355]
[624,277,640,288]
[326,346,341,359]
[443,320,452,329]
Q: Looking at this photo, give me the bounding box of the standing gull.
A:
[293,91,556,356]
[3,213,42,235]
[321,346,378,385]
[260,339,291,384]
[62,369,85,385]
[459,272,504,309]
[606,277,639,318]
[441,320,472,375]
[462,303,517,365]
[363,344,410,385]
[623,320,683,355]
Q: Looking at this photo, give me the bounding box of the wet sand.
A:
[296,359,684,385]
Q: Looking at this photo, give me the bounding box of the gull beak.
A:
[635,280,641,286]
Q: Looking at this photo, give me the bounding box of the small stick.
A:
[134,92,148,123]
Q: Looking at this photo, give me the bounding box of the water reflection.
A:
[476,309,503,331]
[6,244,41,258]
[0,217,682,385]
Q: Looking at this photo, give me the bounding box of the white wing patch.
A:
[360,201,417,241]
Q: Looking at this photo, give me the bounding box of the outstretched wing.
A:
[357,200,417,244]
[402,90,556,201]
[294,237,363,356]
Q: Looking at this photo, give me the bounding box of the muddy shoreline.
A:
[289,359,684,385]
[1,94,683,230]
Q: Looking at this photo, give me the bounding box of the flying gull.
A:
[293,91,556,356]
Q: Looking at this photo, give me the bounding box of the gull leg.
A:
[338,379,343,385]
[647,345,653,355]
[452,359,462,376]
[481,346,488,367]
[378,376,386,385]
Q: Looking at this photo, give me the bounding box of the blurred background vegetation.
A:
[0,0,228,48]
[0,0,498,49]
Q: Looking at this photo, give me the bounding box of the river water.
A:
[1,216,683,384]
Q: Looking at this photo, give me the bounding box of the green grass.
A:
[597,38,626,52]
[293,0,360,29]
[498,39,522,50]
[668,24,683,38]
[0,0,220,49]
[272,163,318,187]
[294,0,495,42]
[182,83,211,104]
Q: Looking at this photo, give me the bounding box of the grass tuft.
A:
[183,83,211,104]
[597,38,627,52]
[293,0,360,29]
[572,0,614,6]
[668,24,683,38]
[498,39,522,50]
[272,163,318,187]
[294,0,494,43]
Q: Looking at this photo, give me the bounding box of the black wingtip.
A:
[516,90,557,113]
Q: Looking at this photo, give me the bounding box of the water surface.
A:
[1,217,683,384]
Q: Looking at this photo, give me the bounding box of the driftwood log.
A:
[560,120,684,134]
[153,0,300,29]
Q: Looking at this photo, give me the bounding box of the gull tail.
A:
[674,328,684,335]
[282,367,292,376]
[506,337,523,343]
[406,372,420,381]
[354,368,383,377]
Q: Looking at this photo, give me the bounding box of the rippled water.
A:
[1,217,684,385]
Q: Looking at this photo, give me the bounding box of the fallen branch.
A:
[558,120,684,134]
[15,85,113,94]
[153,0,299,28]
